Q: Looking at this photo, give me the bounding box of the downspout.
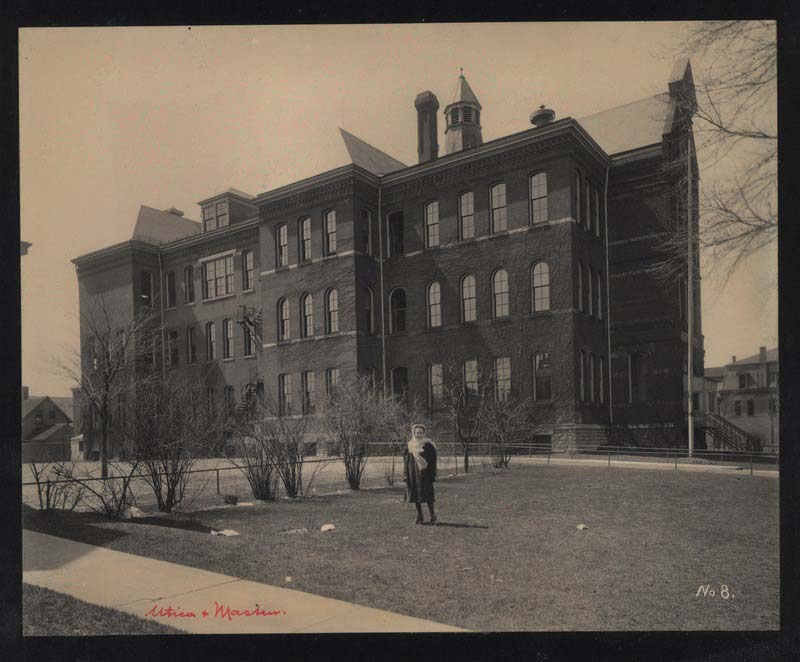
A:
[603,163,613,427]
[376,180,387,397]
[157,250,166,379]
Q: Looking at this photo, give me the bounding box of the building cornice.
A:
[72,240,159,269]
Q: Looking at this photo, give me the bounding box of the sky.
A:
[19,23,778,396]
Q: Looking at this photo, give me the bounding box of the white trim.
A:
[198,249,236,264]
[260,250,355,276]
[261,329,357,348]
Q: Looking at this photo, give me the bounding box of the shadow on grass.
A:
[432,522,490,529]
[130,516,215,533]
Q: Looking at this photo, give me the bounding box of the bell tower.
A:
[444,70,483,155]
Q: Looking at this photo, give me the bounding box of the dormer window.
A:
[203,201,229,232]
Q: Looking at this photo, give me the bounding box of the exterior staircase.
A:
[696,411,762,452]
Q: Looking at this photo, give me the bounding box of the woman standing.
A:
[404,424,437,525]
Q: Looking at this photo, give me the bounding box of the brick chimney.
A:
[760,346,767,362]
[22,386,29,400]
[415,91,439,164]
[731,355,736,364]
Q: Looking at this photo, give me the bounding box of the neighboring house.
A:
[704,347,779,454]
[22,390,73,463]
[72,61,702,453]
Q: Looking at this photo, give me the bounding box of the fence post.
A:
[216,468,220,495]
[750,454,753,476]
[607,451,611,469]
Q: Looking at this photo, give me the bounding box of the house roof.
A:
[704,367,726,380]
[30,423,71,442]
[131,205,202,245]
[339,129,407,176]
[22,396,46,419]
[22,395,73,422]
[50,397,74,422]
[730,347,778,367]
[577,93,674,156]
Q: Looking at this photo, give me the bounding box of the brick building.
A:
[72,61,702,454]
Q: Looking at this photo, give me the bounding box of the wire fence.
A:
[22,441,779,513]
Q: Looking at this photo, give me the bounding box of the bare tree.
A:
[483,394,537,469]
[381,394,428,486]
[60,294,158,478]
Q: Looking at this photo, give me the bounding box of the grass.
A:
[22,463,779,631]
[23,584,182,636]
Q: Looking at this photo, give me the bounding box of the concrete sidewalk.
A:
[23,530,466,634]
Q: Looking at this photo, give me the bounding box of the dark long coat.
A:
[403,441,437,503]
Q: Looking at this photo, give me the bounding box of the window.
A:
[464,359,479,396]
[589,353,595,403]
[533,352,552,402]
[734,400,742,417]
[140,271,153,308]
[278,298,290,341]
[223,318,233,358]
[461,275,477,323]
[428,363,443,410]
[242,250,255,290]
[530,172,548,224]
[278,374,292,416]
[324,210,337,255]
[629,353,647,403]
[276,224,288,267]
[579,351,586,401]
[301,293,314,338]
[596,271,602,320]
[747,399,755,417]
[492,269,509,318]
[490,183,507,233]
[202,255,235,299]
[326,368,340,397]
[738,374,747,389]
[325,289,339,334]
[302,371,315,414]
[364,288,374,334]
[587,265,593,316]
[184,266,195,304]
[425,201,440,248]
[427,282,442,328]
[207,388,215,421]
[594,188,601,237]
[206,322,216,360]
[165,272,176,308]
[224,386,235,416]
[243,323,254,357]
[203,206,215,233]
[203,201,229,232]
[186,326,197,365]
[451,107,460,125]
[495,357,511,401]
[459,192,475,239]
[577,260,584,312]
[387,210,404,256]
[361,208,372,255]
[463,106,473,123]
[299,217,312,261]
[768,368,778,388]
[390,366,408,400]
[390,288,406,333]
[532,262,550,312]
[574,170,582,224]
[584,179,591,231]
[599,357,605,404]
[216,201,228,228]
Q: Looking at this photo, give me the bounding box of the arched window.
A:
[530,172,548,224]
[490,183,507,233]
[325,288,339,334]
[391,366,408,400]
[276,223,288,267]
[364,287,374,334]
[206,321,216,360]
[587,265,594,316]
[278,298,290,341]
[495,356,511,401]
[531,262,550,312]
[427,281,442,328]
[242,250,254,290]
[278,373,291,416]
[361,208,372,256]
[390,288,406,333]
[428,363,443,410]
[574,170,582,224]
[424,201,439,248]
[459,191,475,239]
[184,266,195,304]
[300,293,314,338]
[324,210,337,255]
[299,217,311,261]
[223,318,233,358]
[461,274,477,323]
[533,352,552,402]
[577,260,584,312]
[492,269,509,318]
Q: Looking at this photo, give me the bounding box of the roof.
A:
[577,93,673,156]
[50,397,74,422]
[447,72,482,110]
[131,206,202,245]
[704,367,726,380]
[730,347,778,367]
[30,423,71,442]
[339,129,407,176]
[22,395,73,422]
[22,396,46,419]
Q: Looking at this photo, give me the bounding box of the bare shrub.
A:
[28,461,85,512]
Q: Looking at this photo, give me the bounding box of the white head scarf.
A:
[407,424,434,471]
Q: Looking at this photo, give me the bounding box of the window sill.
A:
[184,302,196,307]
[242,288,256,295]
[490,316,513,324]
[529,221,550,230]
[528,311,553,319]
[165,306,176,312]
[223,357,235,363]
[276,265,290,272]
[489,230,510,238]
[202,292,236,303]
[243,353,256,359]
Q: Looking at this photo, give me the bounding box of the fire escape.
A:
[235,305,264,418]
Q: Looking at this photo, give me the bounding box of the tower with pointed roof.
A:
[444,70,483,155]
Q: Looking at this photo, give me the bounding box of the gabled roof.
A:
[22,395,73,422]
[22,396,46,419]
[131,206,202,245]
[447,72,482,110]
[30,423,71,442]
[730,347,778,367]
[339,129,407,176]
[577,93,673,156]
[50,397,74,422]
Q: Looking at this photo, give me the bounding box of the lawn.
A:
[23,584,182,636]
[22,463,779,631]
